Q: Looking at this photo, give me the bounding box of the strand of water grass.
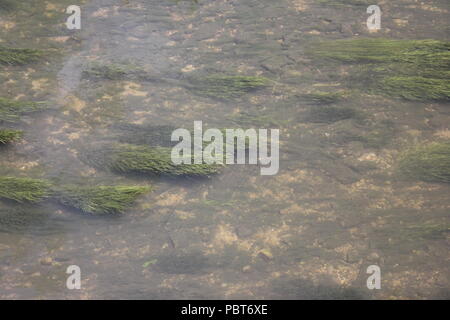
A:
[0,177,151,214]
[307,38,450,101]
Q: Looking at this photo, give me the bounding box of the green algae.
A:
[0,129,22,144]
[56,185,151,215]
[82,143,221,177]
[398,142,450,183]
[0,177,51,203]
[0,97,46,123]
[0,46,42,66]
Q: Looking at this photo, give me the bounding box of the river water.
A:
[0,0,449,299]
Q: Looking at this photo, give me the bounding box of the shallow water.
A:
[0,0,449,299]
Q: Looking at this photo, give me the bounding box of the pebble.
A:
[367,252,380,262]
[39,257,53,266]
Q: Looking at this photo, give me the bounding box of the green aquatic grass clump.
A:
[83,143,220,177]
[309,39,450,67]
[379,77,450,101]
[0,97,46,122]
[0,177,51,203]
[0,46,42,65]
[298,91,347,105]
[83,63,148,81]
[57,185,151,215]
[398,142,450,183]
[303,106,359,123]
[0,129,22,144]
[189,75,270,100]
[308,39,450,101]
[0,176,150,214]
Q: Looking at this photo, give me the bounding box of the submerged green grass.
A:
[398,142,450,183]
[83,63,152,81]
[56,185,151,215]
[188,75,270,100]
[309,39,450,67]
[0,176,151,214]
[0,97,46,122]
[0,177,51,203]
[308,39,450,101]
[380,77,450,101]
[82,143,220,177]
[0,129,22,144]
[0,46,42,66]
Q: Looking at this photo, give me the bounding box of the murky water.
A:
[0,0,449,299]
